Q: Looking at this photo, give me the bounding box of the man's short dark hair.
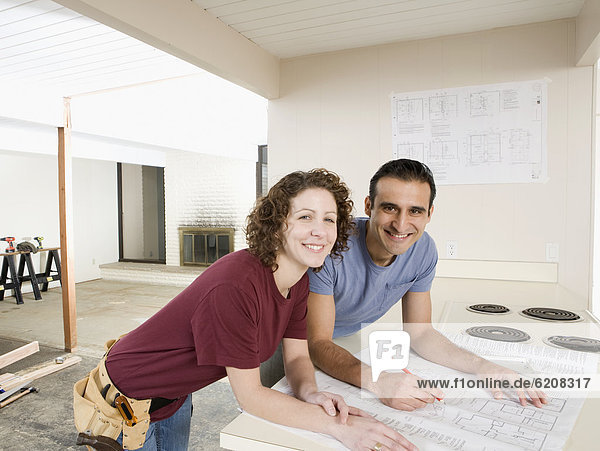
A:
[368,159,436,210]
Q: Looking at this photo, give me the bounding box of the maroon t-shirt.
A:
[106,250,308,421]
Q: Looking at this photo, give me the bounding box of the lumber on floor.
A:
[0,373,15,384]
[0,341,39,369]
[0,355,81,392]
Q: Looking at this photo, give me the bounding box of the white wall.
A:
[69,73,268,162]
[72,158,119,281]
[0,151,60,255]
[0,150,118,285]
[164,150,255,266]
[269,19,593,302]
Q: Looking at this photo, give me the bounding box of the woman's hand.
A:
[330,412,418,451]
[304,391,354,424]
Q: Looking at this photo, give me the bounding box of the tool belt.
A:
[73,339,151,450]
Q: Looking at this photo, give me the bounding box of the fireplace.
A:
[179,227,234,266]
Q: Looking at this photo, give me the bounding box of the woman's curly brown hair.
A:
[246,168,354,271]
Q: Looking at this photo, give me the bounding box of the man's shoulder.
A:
[308,219,367,287]
[417,231,434,246]
[332,218,368,265]
[400,232,437,271]
[346,217,368,249]
[414,231,436,253]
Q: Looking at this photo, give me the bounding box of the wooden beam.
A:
[576,0,600,66]
[54,0,279,98]
[0,356,82,392]
[0,342,39,370]
[58,97,77,352]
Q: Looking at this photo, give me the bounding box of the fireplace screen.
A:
[179,227,234,266]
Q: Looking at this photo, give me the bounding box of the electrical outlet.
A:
[446,241,458,258]
[545,243,559,262]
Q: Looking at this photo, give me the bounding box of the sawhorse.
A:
[17,252,42,301]
[38,248,62,292]
[0,252,26,304]
[0,247,62,304]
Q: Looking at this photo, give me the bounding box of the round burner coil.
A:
[544,336,600,353]
[520,307,581,322]
[467,304,510,315]
[466,326,531,343]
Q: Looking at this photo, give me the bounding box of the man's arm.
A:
[307,291,440,411]
[306,292,362,386]
[402,290,546,407]
[402,290,486,370]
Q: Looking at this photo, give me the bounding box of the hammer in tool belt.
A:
[76,432,123,451]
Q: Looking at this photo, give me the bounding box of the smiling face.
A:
[278,187,338,274]
[364,177,433,266]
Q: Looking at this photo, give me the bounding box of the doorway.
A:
[117,163,166,263]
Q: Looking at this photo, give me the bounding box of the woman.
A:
[74,169,415,451]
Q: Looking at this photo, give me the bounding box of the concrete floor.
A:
[0,279,239,450]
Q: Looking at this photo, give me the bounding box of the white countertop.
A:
[221,279,599,450]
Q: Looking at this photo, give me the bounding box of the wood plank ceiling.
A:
[192,0,586,59]
[0,0,202,96]
[0,0,587,97]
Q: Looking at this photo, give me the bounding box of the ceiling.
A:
[0,0,268,161]
[0,0,587,98]
[192,0,586,59]
[0,0,202,96]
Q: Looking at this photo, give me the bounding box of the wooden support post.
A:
[58,97,77,352]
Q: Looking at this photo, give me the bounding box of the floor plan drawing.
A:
[430,95,458,121]
[391,79,548,184]
[508,128,534,163]
[430,140,459,163]
[395,142,424,160]
[268,339,590,451]
[470,91,501,117]
[468,134,501,164]
[394,97,424,133]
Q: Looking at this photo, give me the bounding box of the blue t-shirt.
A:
[309,217,438,338]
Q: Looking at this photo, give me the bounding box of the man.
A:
[307,159,546,411]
